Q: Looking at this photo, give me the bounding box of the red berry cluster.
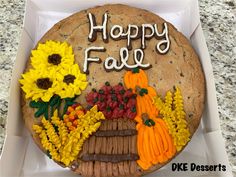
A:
[86,82,137,119]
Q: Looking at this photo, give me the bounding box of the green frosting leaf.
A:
[132,68,140,73]
[49,95,62,117]
[30,95,77,120]
[144,119,155,127]
[139,88,148,96]
[49,95,60,107]
[34,103,48,119]
[29,101,43,108]
[63,96,77,115]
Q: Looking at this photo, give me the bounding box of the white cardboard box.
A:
[0,0,233,177]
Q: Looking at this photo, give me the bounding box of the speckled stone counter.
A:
[0,0,235,176]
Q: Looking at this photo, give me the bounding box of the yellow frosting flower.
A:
[20,40,88,102]
[31,40,74,70]
[153,87,190,152]
[19,68,60,102]
[51,110,69,145]
[56,64,88,98]
[33,106,105,166]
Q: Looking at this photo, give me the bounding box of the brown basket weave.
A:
[73,118,140,177]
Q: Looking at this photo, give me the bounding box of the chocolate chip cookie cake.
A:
[20,4,205,177]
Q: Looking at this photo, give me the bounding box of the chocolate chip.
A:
[36,78,52,90]
[48,54,62,65]
[189,113,193,118]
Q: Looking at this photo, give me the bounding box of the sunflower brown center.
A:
[36,78,53,90]
[63,74,76,85]
[48,54,62,65]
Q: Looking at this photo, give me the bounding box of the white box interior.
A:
[0,0,233,177]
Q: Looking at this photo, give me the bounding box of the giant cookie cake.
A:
[20,4,205,177]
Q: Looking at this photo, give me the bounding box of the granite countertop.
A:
[0,0,235,176]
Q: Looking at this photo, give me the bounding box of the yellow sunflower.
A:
[31,40,74,70]
[56,64,88,98]
[20,68,60,102]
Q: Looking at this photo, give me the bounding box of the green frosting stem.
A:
[132,68,140,73]
[29,95,77,120]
